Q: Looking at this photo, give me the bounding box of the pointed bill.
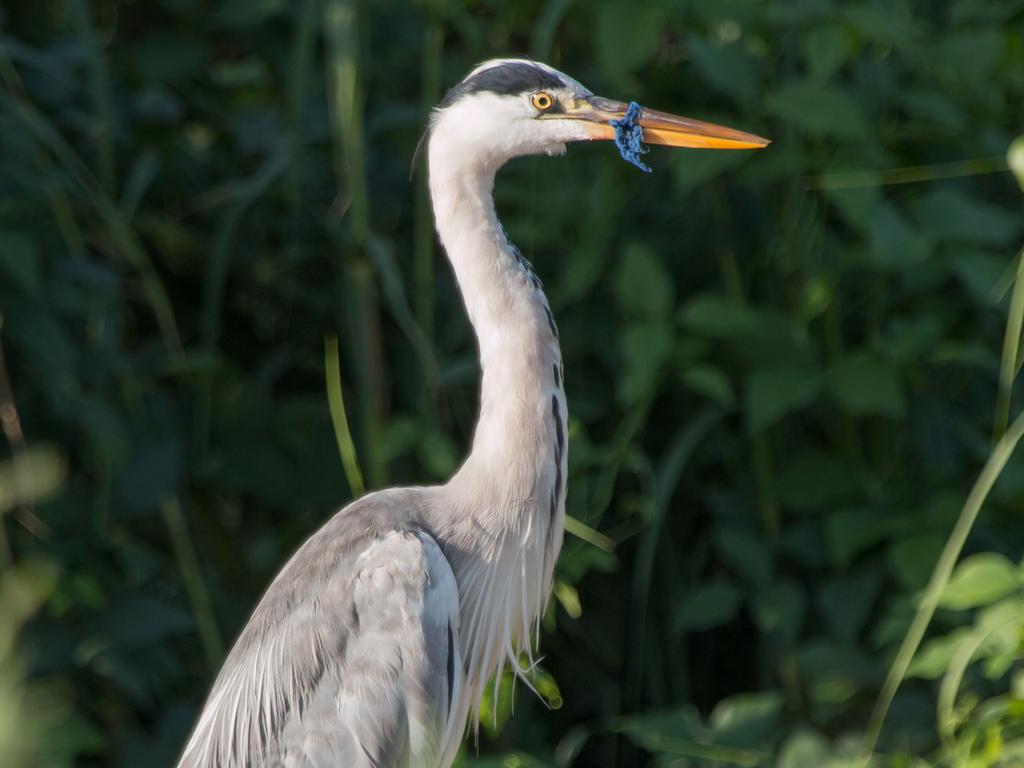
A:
[561,97,769,150]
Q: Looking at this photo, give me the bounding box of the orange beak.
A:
[567,96,769,150]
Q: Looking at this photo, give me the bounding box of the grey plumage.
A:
[179,491,466,767]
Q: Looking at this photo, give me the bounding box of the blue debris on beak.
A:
[609,101,652,173]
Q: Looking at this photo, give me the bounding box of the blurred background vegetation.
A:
[2,0,1024,765]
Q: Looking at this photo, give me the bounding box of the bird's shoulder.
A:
[242,487,437,628]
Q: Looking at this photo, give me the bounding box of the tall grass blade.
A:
[993,246,1024,441]
[805,156,1009,190]
[413,15,441,366]
[285,0,318,225]
[324,0,369,241]
[324,334,366,497]
[365,235,442,393]
[67,0,116,193]
[563,514,615,552]
[324,0,387,488]
[160,497,224,671]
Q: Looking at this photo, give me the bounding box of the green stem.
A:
[750,433,779,536]
[563,514,616,552]
[46,182,87,259]
[324,334,366,497]
[324,0,387,488]
[285,0,318,217]
[160,497,224,672]
[68,0,117,193]
[806,156,1009,191]
[993,246,1024,441]
[413,18,442,351]
[859,411,1024,761]
[324,0,369,241]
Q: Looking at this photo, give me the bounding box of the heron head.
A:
[426,58,768,173]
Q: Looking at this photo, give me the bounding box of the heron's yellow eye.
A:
[531,92,554,111]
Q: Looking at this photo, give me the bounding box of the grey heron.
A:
[177,58,768,768]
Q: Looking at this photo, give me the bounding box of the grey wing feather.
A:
[177,497,466,768]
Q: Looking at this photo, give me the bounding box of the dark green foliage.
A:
[2,0,1024,766]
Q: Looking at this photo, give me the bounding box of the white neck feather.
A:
[428,122,567,722]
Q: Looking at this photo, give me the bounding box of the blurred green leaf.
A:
[888,534,944,590]
[5,303,75,375]
[938,29,1003,88]
[0,447,66,513]
[614,243,674,320]
[752,581,805,644]
[680,363,735,407]
[96,594,194,648]
[0,230,40,295]
[902,87,965,130]
[553,579,582,619]
[459,755,555,768]
[765,81,870,140]
[825,509,894,567]
[132,32,208,83]
[841,4,919,48]
[674,580,743,631]
[801,26,853,80]
[746,366,822,432]
[673,150,749,195]
[1009,135,1024,191]
[776,729,833,768]
[416,429,459,480]
[689,0,760,26]
[826,352,906,417]
[715,527,773,584]
[0,559,62,766]
[619,322,673,403]
[213,0,286,28]
[950,249,1014,303]
[777,454,862,511]
[939,553,1021,610]
[908,628,972,679]
[817,568,883,643]
[594,1,663,79]
[797,640,878,704]
[864,204,930,271]
[113,438,184,517]
[680,293,762,338]
[826,186,883,230]
[709,691,783,747]
[689,37,757,104]
[614,705,704,746]
[912,188,1021,246]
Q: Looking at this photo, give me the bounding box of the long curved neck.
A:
[427,133,568,711]
[428,151,565,497]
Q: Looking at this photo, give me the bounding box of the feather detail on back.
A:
[176,493,465,768]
